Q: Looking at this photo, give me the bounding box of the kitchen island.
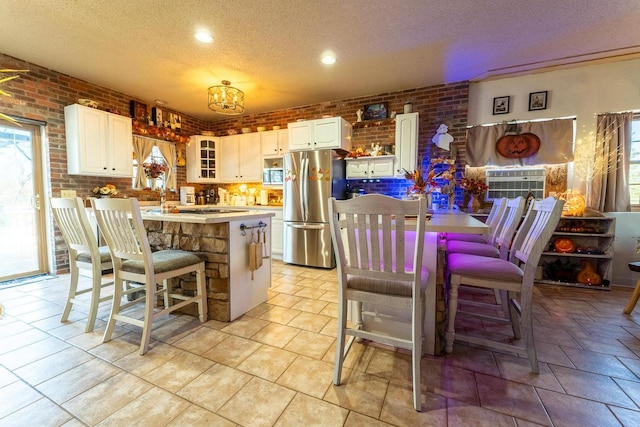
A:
[140,208,274,321]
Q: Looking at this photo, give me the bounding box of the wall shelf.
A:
[352,118,396,129]
[537,216,615,290]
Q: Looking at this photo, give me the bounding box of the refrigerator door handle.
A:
[301,157,309,222]
[286,223,325,230]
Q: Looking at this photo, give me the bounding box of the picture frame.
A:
[492,96,510,115]
[528,91,548,111]
[129,100,147,121]
[363,102,388,120]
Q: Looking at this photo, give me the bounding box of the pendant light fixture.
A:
[207,80,245,115]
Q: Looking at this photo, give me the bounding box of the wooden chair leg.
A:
[103,276,122,343]
[85,263,102,332]
[195,268,207,322]
[623,278,640,314]
[139,282,155,355]
[61,261,79,323]
[411,298,422,412]
[333,299,348,385]
[445,281,460,353]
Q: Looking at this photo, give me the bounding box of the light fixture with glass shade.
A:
[207,80,245,115]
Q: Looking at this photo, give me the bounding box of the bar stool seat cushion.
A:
[348,266,428,297]
[447,240,500,258]
[77,246,112,264]
[121,250,204,274]
[447,253,523,282]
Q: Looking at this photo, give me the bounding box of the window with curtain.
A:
[629,116,640,206]
[133,145,166,189]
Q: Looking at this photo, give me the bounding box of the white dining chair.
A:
[446,197,526,316]
[445,196,564,372]
[329,194,428,411]
[50,197,114,332]
[447,197,525,259]
[446,197,507,244]
[91,197,207,355]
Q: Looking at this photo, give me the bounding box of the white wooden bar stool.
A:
[50,197,114,332]
[91,197,207,355]
[329,194,428,411]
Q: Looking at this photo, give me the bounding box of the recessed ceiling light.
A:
[194,31,213,43]
[154,99,168,105]
[321,54,336,65]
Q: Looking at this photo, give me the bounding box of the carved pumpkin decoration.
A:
[576,260,602,286]
[553,237,576,253]
[496,122,541,159]
[560,191,586,217]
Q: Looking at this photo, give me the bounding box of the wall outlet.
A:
[61,190,77,198]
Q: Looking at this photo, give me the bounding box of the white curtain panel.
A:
[132,135,155,189]
[156,140,177,190]
[466,119,574,167]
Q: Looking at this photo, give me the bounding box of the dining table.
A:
[358,209,489,355]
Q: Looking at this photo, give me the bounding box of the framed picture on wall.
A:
[529,91,548,111]
[363,102,388,120]
[492,96,510,115]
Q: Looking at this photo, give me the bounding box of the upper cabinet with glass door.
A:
[186,135,220,183]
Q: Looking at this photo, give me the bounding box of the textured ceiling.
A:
[2,0,640,121]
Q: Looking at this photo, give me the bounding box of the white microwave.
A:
[263,168,284,185]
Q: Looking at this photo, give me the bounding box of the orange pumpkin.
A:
[496,132,541,159]
[576,260,602,286]
[553,237,576,253]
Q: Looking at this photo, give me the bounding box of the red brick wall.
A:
[1,53,469,273]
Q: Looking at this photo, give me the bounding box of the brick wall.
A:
[207,83,470,199]
[1,53,469,273]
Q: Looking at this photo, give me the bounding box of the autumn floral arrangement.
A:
[404,156,457,196]
[459,177,489,196]
[143,160,167,179]
[92,184,118,197]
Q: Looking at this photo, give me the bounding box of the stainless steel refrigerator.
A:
[283,149,346,268]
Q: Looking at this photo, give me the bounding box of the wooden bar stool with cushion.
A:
[50,197,114,332]
[623,262,640,314]
[445,197,564,372]
[329,194,428,411]
[447,197,525,259]
[91,197,207,355]
[446,197,507,245]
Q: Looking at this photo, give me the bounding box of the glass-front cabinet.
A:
[186,135,220,183]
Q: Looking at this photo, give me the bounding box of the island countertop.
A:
[140,207,274,224]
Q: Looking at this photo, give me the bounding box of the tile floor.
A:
[0,261,639,426]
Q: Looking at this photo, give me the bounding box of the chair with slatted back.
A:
[91,197,207,355]
[447,197,526,259]
[50,197,113,332]
[446,197,507,244]
[329,194,428,411]
[445,196,564,372]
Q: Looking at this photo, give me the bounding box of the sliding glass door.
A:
[0,122,48,281]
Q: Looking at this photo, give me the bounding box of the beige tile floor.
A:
[1,261,639,426]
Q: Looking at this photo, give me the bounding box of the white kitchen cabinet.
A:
[220,133,262,182]
[65,104,133,177]
[186,135,220,183]
[260,129,289,157]
[288,117,352,151]
[394,112,419,176]
[346,156,396,179]
[270,209,283,259]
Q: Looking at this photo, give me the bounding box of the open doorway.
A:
[0,121,48,282]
